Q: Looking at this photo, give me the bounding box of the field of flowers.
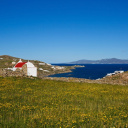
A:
[0,77,128,128]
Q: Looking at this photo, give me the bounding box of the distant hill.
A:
[68,58,128,64]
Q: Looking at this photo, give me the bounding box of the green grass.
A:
[0,77,128,128]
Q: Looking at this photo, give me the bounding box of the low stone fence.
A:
[0,68,26,77]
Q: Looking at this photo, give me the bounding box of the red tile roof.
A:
[15,62,27,68]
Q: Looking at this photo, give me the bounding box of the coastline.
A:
[38,65,85,78]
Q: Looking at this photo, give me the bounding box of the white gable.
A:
[26,62,35,68]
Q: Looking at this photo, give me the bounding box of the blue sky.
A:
[0,0,128,63]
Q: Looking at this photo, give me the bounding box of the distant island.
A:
[68,58,128,64]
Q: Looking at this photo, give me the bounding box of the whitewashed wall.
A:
[27,67,37,77]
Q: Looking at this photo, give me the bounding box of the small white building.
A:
[12,62,16,65]
[39,63,45,65]
[13,59,37,77]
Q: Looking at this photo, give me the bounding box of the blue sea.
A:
[49,64,128,80]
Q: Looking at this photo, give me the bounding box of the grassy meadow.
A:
[0,77,128,128]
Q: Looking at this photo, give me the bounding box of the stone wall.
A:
[0,68,27,77]
[22,64,27,75]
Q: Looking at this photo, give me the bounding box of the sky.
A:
[0,0,128,63]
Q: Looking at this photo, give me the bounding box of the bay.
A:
[49,64,128,80]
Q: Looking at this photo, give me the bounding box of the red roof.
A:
[15,62,27,68]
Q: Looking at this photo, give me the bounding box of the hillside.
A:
[69,58,128,64]
[0,55,76,77]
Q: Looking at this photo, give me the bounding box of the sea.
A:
[49,64,128,80]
